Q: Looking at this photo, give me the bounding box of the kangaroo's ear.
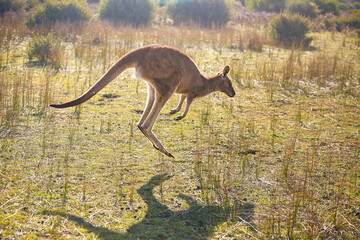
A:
[222,66,230,77]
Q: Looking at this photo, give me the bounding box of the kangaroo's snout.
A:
[227,86,236,97]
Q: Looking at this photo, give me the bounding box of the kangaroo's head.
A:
[218,66,235,97]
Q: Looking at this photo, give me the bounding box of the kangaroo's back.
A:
[135,45,203,93]
[141,45,200,73]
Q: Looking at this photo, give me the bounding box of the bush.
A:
[27,33,63,68]
[270,14,312,48]
[99,0,154,26]
[0,0,23,15]
[153,0,174,6]
[168,0,230,28]
[287,0,319,19]
[26,0,91,28]
[312,0,340,16]
[24,0,41,10]
[325,9,360,30]
[245,0,286,13]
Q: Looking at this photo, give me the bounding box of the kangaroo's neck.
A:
[194,75,220,98]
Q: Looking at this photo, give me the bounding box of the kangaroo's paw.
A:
[170,109,179,115]
[175,115,184,121]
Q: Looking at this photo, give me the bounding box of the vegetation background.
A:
[0,0,359,239]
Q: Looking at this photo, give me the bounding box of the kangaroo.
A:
[50,44,235,158]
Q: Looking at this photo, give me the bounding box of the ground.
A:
[0,19,359,239]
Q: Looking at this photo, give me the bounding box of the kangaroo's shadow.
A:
[42,175,254,239]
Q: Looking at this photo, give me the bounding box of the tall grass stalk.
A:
[270,113,277,149]
[282,133,298,181]
[129,118,134,151]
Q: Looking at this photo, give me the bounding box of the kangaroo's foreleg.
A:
[175,94,194,121]
[138,87,174,158]
[170,94,186,115]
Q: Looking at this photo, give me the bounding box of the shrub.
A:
[27,33,63,68]
[287,0,319,19]
[26,0,91,28]
[312,0,340,16]
[238,0,246,6]
[168,0,230,28]
[325,9,360,31]
[99,0,154,26]
[0,0,23,15]
[153,0,174,6]
[245,0,286,13]
[24,0,41,10]
[270,14,312,48]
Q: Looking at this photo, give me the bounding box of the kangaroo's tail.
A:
[50,49,140,109]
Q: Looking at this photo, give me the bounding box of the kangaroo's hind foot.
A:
[138,125,174,158]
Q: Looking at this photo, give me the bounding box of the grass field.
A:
[1,13,360,239]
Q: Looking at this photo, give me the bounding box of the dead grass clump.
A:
[306,52,355,91]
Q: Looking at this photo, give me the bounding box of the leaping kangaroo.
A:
[50,44,235,158]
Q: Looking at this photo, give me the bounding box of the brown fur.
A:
[50,44,235,157]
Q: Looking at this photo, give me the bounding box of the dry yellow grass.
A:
[0,17,359,239]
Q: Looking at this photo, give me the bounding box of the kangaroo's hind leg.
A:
[139,84,175,158]
[137,84,161,150]
[137,84,155,136]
